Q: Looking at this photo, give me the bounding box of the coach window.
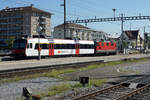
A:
[42,44,48,49]
[54,44,57,49]
[35,44,40,49]
[87,45,90,49]
[80,44,83,49]
[27,43,32,48]
[82,44,85,49]
[66,44,70,49]
[58,44,62,49]
[68,44,72,49]
[89,45,93,49]
[27,43,29,48]
[64,44,67,49]
[85,44,89,49]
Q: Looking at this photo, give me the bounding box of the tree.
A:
[122,41,128,49]
[5,37,15,50]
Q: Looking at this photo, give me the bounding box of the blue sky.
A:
[1,0,150,37]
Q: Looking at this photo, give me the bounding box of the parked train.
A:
[12,38,117,57]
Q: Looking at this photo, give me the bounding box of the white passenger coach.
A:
[12,38,95,57]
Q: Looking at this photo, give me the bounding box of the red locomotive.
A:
[95,41,117,55]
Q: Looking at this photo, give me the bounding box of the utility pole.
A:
[121,13,124,53]
[38,35,41,60]
[144,26,148,53]
[64,0,66,39]
[130,22,131,30]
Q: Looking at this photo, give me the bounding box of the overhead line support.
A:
[66,16,150,23]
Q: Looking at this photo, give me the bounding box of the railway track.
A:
[72,76,150,100]
[124,84,150,100]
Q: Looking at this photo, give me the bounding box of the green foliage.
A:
[80,61,124,71]
[131,42,135,48]
[89,79,106,86]
[5,37,15,50]
[43,68,76,79]
[38,79,106,97]
[122,41,129,48]
[41,83,72,97]
[0,76,23,84]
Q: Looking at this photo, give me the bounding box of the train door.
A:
[26,43,34,56]
[75,44,80,56]
[49,43,54,56]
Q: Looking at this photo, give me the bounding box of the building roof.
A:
[55,23,89,29]
[124,30,139,40]
[0,4,52,15]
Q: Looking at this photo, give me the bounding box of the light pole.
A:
[37,25,42,60]
[61,0,66,39]
[38,35,41,60]
[112,8,116,18]
[121,13,124,53]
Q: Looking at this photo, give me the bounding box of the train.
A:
[12,37,117,58]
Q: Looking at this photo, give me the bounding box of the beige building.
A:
[53,23,107,41]
[0,4,52,44]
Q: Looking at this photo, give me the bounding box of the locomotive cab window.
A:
[111,42,114,46]
[13,39,27,49]
[96,42,99,46]
[106,43,109,46]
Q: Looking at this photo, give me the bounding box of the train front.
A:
[12,39,27,57]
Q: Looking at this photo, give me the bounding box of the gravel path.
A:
[0,77,77,100]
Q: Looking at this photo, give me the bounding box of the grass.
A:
[33,79,106,98]
[119,67,141,74]
[79,60,124,71]
[43,83,72,97]
[42,68,77,80]
[89,79,107,86]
